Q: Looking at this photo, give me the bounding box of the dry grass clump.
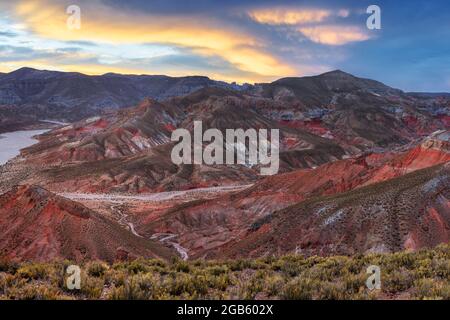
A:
[0,244,448,300]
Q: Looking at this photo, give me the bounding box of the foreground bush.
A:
[0,244,448,300]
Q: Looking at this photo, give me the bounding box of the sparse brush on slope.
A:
[0,244,448,300]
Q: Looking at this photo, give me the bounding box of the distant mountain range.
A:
[0,67,243,127]
[1,68,449,191]
[0,67,448,124]
[0,67,449,262]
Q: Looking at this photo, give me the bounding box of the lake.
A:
[0,129,49,166]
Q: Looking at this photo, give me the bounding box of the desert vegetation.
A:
[0,244,448,300]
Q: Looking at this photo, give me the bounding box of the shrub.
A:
[343,273,366,294]
[414,278,436,299]
[109,281,147,300]
[383,269,415,294]
[16,264,48,280]
[0,244,447,300]
[80,272,104,299]
[174,260,190,273]
[228,259,252,271]
[87,261,108,277]
[125,259,150,274]
[264,274,285,296]
[7,283,64,300]
[164,273,197,297]
[317,281,348,300]
[281,277,318,300]
[0,258,19,273]
[206,265,229,276]
[432,258,450,279]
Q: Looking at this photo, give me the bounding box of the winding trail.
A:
[59,184,251,260]
[109,204,188,259]
[151,233,189,260]
[110,204,142,238]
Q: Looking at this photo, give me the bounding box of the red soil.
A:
[0,185,174,262]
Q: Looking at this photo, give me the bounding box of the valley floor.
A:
[0,244,448,300]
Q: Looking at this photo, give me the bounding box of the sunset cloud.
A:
[247,7,352,26]
[299,25,371,45]
[0,0,447,91]
[9,0,295,82]
[0,0,370,82]
[246,7,369,46]
[248,8,332,25]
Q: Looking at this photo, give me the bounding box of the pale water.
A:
[0,129,49,166]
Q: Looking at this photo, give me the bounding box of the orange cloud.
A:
[248,8,331,25]
[299,25,371,45]
[248,7,352,25]
[11,0,296,81]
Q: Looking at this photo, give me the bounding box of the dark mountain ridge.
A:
[0,67,239,123]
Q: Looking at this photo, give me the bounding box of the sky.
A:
[0,0,449,92]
